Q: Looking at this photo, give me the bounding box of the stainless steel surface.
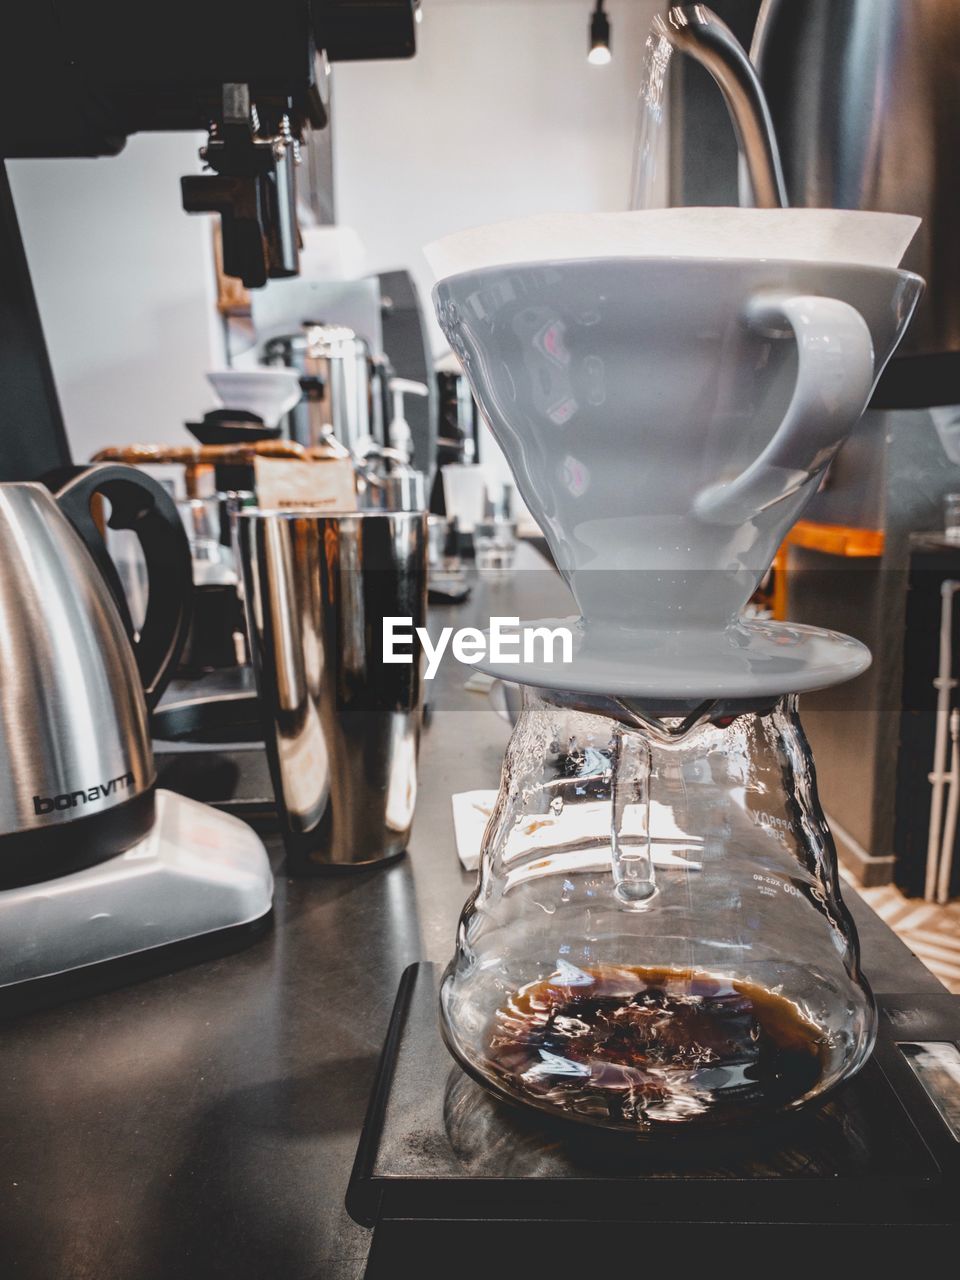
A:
[380,468,427,512]
[0,483,154,836]
[659,4,787,209]
[355,442,427,512]
[0,790,272,988]
[237,508,427,868]
[753,0,960,357]
[269,123,301,279]
[263,324,374,453]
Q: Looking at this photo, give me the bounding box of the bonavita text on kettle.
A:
[32,771,135,815]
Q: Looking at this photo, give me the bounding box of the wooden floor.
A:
[855,882,960,993]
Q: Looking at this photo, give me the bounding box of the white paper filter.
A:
[424,208,920,283]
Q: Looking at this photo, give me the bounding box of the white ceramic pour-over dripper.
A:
[206,368,302,427]
[432,247,922,698]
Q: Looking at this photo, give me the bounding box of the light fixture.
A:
[588,0,612,65]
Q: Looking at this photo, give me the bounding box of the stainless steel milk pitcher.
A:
[237,508,427,870]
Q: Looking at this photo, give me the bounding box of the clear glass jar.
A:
[440,688,875,1135]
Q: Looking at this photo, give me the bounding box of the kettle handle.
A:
[693,291,875,526]
[42,464,193,710]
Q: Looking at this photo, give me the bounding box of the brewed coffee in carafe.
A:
[442,691,871,1132]
[428,209,923,1134]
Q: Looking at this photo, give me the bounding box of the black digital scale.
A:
[348,962,960,1276]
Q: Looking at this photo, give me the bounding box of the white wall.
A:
[8,133,222,461]
[333,0,664,354]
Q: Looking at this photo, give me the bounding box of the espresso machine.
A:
[255,270,439,492]
[263,323,382,454]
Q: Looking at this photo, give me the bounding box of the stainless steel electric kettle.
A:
[0,465,191,886]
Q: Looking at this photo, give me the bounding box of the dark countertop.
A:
[0,546,943,1280]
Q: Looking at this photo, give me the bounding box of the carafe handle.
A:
[43,464,193,709]
[693,291,874,526]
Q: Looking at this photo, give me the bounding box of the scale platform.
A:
[347,962,960,1276]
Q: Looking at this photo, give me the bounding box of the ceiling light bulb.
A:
[589,1,612,66]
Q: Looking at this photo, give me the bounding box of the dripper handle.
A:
[693,291,874,527]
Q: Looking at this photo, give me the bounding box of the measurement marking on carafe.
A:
[753,874,802,899]
[751,810,795,843]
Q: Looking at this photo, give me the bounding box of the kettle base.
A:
[0,789,274,1016]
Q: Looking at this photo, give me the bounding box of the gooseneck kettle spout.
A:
[656,4,788,210]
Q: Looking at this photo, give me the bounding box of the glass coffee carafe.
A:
[441,690,873,1132]
[428,210,923,1134]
